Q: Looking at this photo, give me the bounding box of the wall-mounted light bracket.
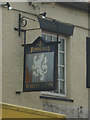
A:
[1,2,12,10]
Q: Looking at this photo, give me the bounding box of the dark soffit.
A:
[58,2,89,12]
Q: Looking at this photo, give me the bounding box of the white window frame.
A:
[41,32,66,97]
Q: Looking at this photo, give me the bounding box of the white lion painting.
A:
[32,53,48,81]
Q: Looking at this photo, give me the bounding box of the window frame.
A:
[41,31,67,97]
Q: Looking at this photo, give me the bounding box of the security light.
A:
[8,6,12,10]
[1,2,12,10]
[39,12,46,18]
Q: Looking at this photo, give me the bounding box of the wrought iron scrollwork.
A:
[20,17,27,27]
[15,13,40,36]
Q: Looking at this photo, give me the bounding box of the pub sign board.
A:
[23,37,57,92]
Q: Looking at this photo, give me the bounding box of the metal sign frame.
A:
[23,37,57,92]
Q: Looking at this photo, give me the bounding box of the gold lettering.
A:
[26,84,29,88]
[48,46,50,51]
[31,85,33,88]
[31,48,32,53]
[31,46,50,53]
[39,41,42,47]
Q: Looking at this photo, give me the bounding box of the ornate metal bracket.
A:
[14,14,40,36]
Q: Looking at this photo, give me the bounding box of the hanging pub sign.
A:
[23,37,57,92]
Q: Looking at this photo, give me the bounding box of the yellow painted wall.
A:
[1,103,66,119]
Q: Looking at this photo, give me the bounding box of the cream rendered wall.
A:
[2,3,42,109]
[0,2,2,119]
[0,2,2,103]
[2,2,89,118]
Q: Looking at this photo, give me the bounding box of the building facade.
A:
[1,2,90,118]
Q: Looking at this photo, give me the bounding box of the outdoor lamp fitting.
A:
[1,2,12,10]
[39,12,46,18]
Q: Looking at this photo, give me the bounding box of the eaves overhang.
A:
[58,2,90,13]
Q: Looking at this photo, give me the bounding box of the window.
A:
[42,32,66,97]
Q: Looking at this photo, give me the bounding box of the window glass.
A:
[42,33,66,96]
[58,53,65,65]
[60,67,64,79]
[59,38,65,51]
[52,36,57,41]
[46,35,52,42]
[42,34,46,40]
[60,81,65,94]
[58,67,64,79]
